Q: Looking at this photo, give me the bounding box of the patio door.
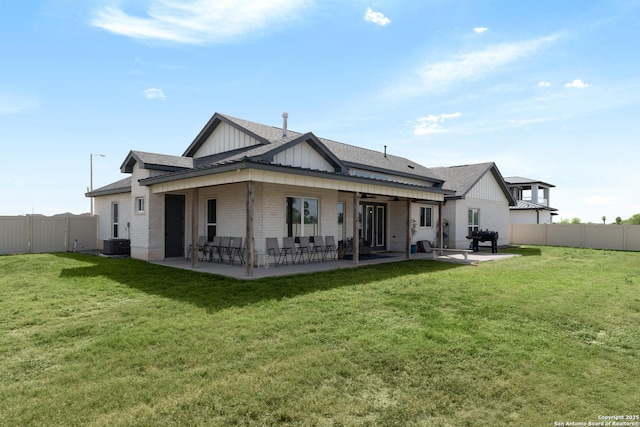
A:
[165,194,185,258]
[362,203,386,251]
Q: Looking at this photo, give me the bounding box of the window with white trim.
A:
[286,196,319,237]
[206,199,217,241]
[112,202,119,238]
[420,206,432,227]
[135,197,145,214]
[468,208,480,236]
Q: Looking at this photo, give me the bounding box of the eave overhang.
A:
[139,160,454,200]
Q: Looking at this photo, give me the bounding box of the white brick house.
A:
[87,112,515,276]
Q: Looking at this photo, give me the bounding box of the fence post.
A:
[27,215,33,254]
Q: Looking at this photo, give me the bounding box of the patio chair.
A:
[187,235,207,261]
[217,236,231,263]
[323,236,337,261]
[296,236,311,264]
[310,236,325,262]
[281,237,296,265]
[266,237,284,267]
[207,235,222,262]
[228,237,245,265]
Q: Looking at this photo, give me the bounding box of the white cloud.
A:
[586,195,618,205]
[364,7,390,26]
[473,27,488,34]
[92,0,310,44]
[144,88,166,99]
[390,34,560,97]
[565,79,590,88]
[0,91,40,114]
[413,112,462,135]
[538,81,551,87]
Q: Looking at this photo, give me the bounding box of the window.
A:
[468,208,479,236]
[112,202,119,238]
[206,199,217,241]
[135,197,145,214]
[286,196,319,237]
[420,206,432,227]
[337,202,345,241]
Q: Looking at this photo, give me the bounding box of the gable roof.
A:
[431,162,516,206]
[85,177,131,197]
[191,113,445,186]
[120,150,193,173]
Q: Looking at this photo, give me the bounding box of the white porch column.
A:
[543,187,550,207]
[531,183,539,204]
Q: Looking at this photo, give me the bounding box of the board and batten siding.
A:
[466,172,506,202]
[272,141,334,172]
[194,121,262,157]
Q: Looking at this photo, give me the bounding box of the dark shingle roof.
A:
[121,150,193,173]
[86,177,131,197]
[216,114,444,185]
[431,162,495,194]
[431,162,516,205]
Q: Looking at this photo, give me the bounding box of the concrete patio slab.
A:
[153,249,519,280]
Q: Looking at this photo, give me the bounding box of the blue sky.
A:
[1,0,639,223]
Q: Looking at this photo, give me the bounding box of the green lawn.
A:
[1,246,638,426]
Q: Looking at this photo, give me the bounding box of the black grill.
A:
[467,230,499,253]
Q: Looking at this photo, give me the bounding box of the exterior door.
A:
[165,194,185,258]
[362,203,386,251]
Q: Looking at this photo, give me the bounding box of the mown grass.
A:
[1,246,639,426]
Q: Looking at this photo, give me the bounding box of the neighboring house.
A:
[87,112,458,276]
[431,163,516,249]
[504,176,558,224]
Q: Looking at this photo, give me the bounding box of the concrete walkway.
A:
[154,249,519,280]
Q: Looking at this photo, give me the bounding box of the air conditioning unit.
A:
[103,239,131,256]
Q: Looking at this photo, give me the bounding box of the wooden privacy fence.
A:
[510,223,640,251]
[0,215,98,255]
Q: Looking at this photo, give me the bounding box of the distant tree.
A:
[626,214,640,225]
[602,216,606,224]
[571,217,581,224]
[615,217,622,225]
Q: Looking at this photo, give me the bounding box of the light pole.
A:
[90,153,105,215]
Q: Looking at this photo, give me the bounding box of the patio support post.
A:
[406,198,411,260]
[439,201,444,256]
[191,188,199,268]
[245,181,255,278]
[353,192,360,265]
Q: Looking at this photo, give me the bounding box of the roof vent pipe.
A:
[384,145,387,158]
[282,112,288,138]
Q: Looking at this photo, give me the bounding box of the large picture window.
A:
[206,199,217,241]
[286,196,319,237]
[468,208,480,236]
